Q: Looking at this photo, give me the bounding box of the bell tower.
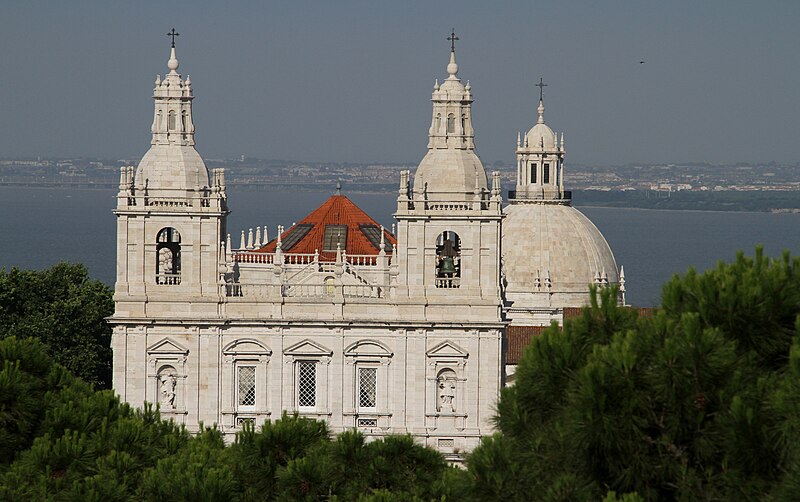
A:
[113,33,228,318]
[394,32,504,306]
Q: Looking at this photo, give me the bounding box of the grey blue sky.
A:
[1,1,798,166]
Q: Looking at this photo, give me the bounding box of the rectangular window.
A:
[358,367,377,409]
[530,163,536,183]
[237,366,256,408]
[543,163,550,184]
[297,361,317,409]
[322,225,348,252]
[236,417,255,428]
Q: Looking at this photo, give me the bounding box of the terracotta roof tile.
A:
[255,195,396,260]
[506,325,550,365]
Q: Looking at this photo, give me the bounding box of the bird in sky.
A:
[639,60,646,64]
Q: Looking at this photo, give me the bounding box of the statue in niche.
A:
[160,373,177,409]
[437,373,456,413]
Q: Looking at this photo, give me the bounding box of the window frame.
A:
[236,364,257,412]
[296,360,318,412]
[357,365,378,412]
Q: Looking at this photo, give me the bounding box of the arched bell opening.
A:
[435,231,461,288]
[156,227,181,285]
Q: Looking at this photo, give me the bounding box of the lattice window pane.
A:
[238,366,256,407]
[237,417,255,428]
[357,418,377,427]
[297,362,316,408]
[358,367,377,409]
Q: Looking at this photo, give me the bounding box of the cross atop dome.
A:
[447,28,459,53]
[536,77,547,103]
[445,29,461,78]
[167,28,180,48]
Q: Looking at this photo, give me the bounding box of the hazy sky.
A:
[1,1,799,166]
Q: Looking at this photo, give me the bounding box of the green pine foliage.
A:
[0,336,455,500]
[7,249,800,500]
[467,247,800,501]
[0,263,114,389]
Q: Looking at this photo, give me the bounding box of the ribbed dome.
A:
[135,146,209,193]
[501,203,618,308]
[526,122,557,149]
[413,148,487,201]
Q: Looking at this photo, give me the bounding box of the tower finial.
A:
[535,76,548,103]
[447,28,459,53]
[167,28,180,48]
[445,29,459,78]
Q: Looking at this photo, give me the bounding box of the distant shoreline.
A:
[2,184,799,214]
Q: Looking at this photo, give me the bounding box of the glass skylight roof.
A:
[280,224,313,251]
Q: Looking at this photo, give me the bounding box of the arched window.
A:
[543,163,550,184]
[181,111,188,132]
[168,110,176,131]
[461,114,466,134]
[435,113,442,132]
[435,231,461,288]
[446,114,455,134]
[156,227,181,285]
[324,276,335,296]
[530,162,537,184]
[156,111,163,131]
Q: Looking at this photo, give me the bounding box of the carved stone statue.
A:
[160,373,177,409]
[437,374,456,413]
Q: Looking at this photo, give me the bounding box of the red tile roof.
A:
[506,325,550,365]
[255,195,396,260]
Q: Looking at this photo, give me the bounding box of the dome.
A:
[413,148,488,200]
[501,203,618,308]
[525,122,557,149]
[135,145,210,193]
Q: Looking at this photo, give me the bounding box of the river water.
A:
[2,186,799,307]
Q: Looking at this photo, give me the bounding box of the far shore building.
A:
[110,36,622,460]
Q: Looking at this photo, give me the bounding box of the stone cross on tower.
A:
[167,28,180,48]
[447,29,459,53]
[536,77,548,102]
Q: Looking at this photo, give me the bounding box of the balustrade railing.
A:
[346,254,378,266]
[156,273,181,285]
[425,201,474,211]
[234,252,380,267]
[226,282,384,299]
[434,277,460,289]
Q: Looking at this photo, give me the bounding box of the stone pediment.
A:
[223,339,271,356]
[426,341,468,359]
[344,339,393,358]
[147,337,189,355]
[284,339,333,357]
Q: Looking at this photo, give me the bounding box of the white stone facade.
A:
[111,40,622,459]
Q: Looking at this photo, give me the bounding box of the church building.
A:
[110,33,621,460]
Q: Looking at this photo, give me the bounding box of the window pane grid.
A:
[238,366,256,407]
[358,367,377,408]
[322,225,348,252]
[298,362,316,408]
